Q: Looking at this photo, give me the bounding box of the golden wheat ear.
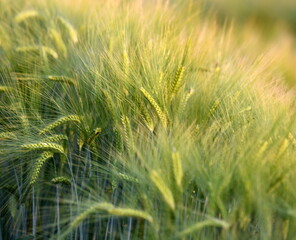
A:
[15,10,41,24]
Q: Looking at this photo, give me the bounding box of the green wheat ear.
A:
[42,134,68,143]
[57,17,78,44]
[51,176,71,185]
[140,87,167,128]
[288,133,296,147]
[30,151,53,184]
[107,207,153,223]
[170,66,185,98]
[150,170,175,211]
[178,218,230,237]
[121,115,134,151]
[71,202,153,230]
[39,115,81,135]
[172,151,183,190]
[22,142,64,154]
[70,202,114,229]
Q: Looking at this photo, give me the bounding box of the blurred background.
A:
[197,0,296,89]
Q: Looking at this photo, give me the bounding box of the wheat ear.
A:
[140,87,167,127]
[22,142,64,154]
[30,151,53,184]
[108,208,153,223]
[178,218,230,237]
[71,202,114,228]
[150,170,175,210]
[39,115,81,135]
[15,10,40,24]
[172,152,183,190]
[51,176,71,185]
[49,28,67,57]
[121,115,134,151]
[47,75,76,85]
[170,66,185,98]
[42,134,68,142]
[71,202,152,229]
[57,17,78,44]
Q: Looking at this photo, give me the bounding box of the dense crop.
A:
[0,0,295,239]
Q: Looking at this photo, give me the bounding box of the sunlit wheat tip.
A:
[15,10,40,23]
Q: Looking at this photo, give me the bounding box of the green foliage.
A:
[0,0,295,239]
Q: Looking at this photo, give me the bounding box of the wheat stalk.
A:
[150,170,175,210]
[39,115,81,135]
[140,87,167,127]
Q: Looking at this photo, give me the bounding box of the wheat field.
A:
[0,0,296,239]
